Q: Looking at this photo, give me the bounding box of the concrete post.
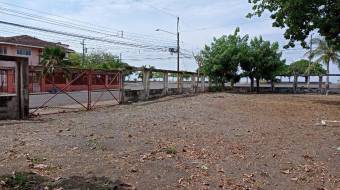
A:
[179,73,184,94]
[17,60,29,119]
[162,72,168,96]
[201,76,205,92]
[142,70,151,100]
[191,74,196,93]
[319,76,323,93]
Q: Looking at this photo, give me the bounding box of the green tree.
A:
[201,28,247,88]
[247,0,340,49]
[69,52,132,71]
[40,47,69,76]
[289,59,326,78]
[289,59,310,83]
[240,36,285,92]
[310,38,340,90]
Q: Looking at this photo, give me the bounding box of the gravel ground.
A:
[0,93,339,190]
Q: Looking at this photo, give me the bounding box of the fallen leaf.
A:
[281,169,290,174]
[33,164,48,170]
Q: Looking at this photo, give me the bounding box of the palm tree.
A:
[40,47,68,76]
[310,38,340,92]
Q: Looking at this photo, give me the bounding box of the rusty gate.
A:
[29,67,123,116]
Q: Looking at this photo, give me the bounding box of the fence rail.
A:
[1,65,339,116]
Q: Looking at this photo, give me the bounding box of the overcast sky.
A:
[0,0,339,75]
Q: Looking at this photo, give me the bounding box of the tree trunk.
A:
[293,74,298,93]
[250,77,254,92]
[230,79,235,89]
[256,78,260,93]
[271,80,275,92]
[221,81,225,91]
[326,62,330,93]
[305,76,308,83]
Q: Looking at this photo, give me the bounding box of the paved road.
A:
[29,82,194,108]
[29,81,340,109]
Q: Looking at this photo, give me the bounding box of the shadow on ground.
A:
[0,172,135,190]
[313,99,340,106]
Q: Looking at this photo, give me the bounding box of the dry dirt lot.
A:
[0,93,339,190]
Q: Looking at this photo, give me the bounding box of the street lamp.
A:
[155,17,180,93]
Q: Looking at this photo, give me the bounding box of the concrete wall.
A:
[0,56,29,120]
[122,70,202,103]
[0,95,19,120]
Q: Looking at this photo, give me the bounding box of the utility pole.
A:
[81,39,86,65]
[307,33,313,89]
[119,53,122,63]
[177,16,180,92]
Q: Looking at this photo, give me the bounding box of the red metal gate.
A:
[29,67,123,116]
[0,69,7,93]
[0,68,15,94]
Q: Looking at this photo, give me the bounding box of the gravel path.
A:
[0,93,339,190]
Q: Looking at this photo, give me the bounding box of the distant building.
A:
[0,35,74,93]
[0,35,74,67]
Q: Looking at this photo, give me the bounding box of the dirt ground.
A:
[0,93,339,190]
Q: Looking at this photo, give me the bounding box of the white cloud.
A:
[0,0,338,73]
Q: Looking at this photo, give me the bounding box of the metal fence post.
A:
[87,70,92,110]
[120,71,124,104]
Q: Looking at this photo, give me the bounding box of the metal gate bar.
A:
[30,71,87,115]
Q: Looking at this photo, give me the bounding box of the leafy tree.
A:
[240,36,285,92]
[289,59,310,78]
[309,62,327,76]
[310,38,340,90]
[247,0,340,49]
[69,52,132,71]
[289,59,326,78]
[201,28,247,88]
[40,47,70,76]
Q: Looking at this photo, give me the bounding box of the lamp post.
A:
[156,17,180,92]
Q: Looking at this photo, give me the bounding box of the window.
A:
[17,48,32,56]
[0,47,7,55]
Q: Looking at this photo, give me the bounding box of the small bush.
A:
[162,147,177,155]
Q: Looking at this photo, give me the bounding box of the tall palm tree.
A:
[40,47,68,76]
[310,38,340,91]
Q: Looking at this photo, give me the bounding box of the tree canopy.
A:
[289,59,326,76]
[200,28,247,87]
[69,52,132,71]
[309,37,340,89]
[247,0,340,50]
[40,47,70,76]
[200,28,285,92]
[240,36,285,91]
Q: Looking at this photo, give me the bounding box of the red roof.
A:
[0,35,74,52]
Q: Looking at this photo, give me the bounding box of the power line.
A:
[0,20,174,52]
[131,0,178,18]
[0,3,177,46]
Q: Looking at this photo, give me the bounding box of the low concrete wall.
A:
[123,88,194,103]
[0,95,19,120]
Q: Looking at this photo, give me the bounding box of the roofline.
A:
[0,42,75,52]
[0,42,44,49]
